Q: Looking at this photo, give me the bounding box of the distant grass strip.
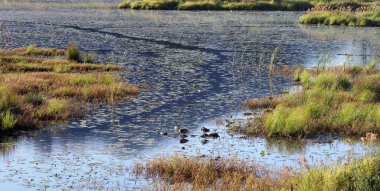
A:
[118,0,313,11]
[244,63,380,137]
[136,151,380,190]
[0,45,139,132]
[300,9,380,26]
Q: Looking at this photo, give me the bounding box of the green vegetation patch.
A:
[118,0,313,11]
[300,9,380,26]
[136,150,380,190]
[0,44,139,132]
[245,63,380,137]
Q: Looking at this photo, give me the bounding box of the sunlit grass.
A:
[136,150,380,190]
[300,9,380,26]
[0,46,139,131]
[245,63,380,137]
[118,0,313,11]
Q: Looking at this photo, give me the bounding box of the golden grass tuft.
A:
[137,155,292,190]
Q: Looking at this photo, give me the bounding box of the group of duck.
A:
[160,126,220,144]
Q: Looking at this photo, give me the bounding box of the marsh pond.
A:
[0,1,380,190]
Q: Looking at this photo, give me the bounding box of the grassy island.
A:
[0,44,139,133]
[118,0,314,11]
[300,9,380,26]
[243,62,380,138]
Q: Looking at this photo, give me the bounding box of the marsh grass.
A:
[0,47,123,73]
[118,0,313,11]
[136,152,380,191]
[244,63,380,137]
[66,42,81,62]
[0,47,139,131]
[300,9,380,26]
[136,155,292,190]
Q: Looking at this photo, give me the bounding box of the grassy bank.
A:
[0,45,139,132]
[118,0,314,11]
[135,151,380,190]
[243,62,380,138]
[300,9,380,26]
[118,0,379,11]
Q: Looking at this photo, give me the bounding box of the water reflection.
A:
[0,136,16,157]
[0,6,379,190]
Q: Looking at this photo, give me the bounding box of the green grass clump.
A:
[246,63,380,137]
[66,42,81,62]
[2,110,17,130]
[300,70,312,88]
[69,75,97,86]
[25,93,45,106]
[296,156,380,191]
[47,99,66,114]
[314,72,351,90]
[26,44,35,55]
[300,9,380,27]
[54,65,71,73]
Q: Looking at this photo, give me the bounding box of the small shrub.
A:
[25,93,45,106]
[265,105,288,136]
[335,103,376,132]
[300,70,312,88]
[1,110,17,130]
[54,65,71,73]
[47,99,66,114]
[81,87,90,100]
[82,53,95,63]
[101,75,115,85]
[66,42,81,62]
[293,67,301,82]
[69,75,97,86]
[353,74,380,102]
[26,44,35,55]
[315,73,351,90]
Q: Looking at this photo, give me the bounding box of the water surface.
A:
[0,3,380,190]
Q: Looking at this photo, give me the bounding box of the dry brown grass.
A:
[136,152,380,191]
[0,47,139,131]
[136,155,293,191]
[243,96,284,110]
[0,47,123,73]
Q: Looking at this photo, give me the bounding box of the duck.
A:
[209,132,219,138]
[160,130,168,136]
[201,127,210,133]
[180,138,189,144]
[178,128,189,134]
